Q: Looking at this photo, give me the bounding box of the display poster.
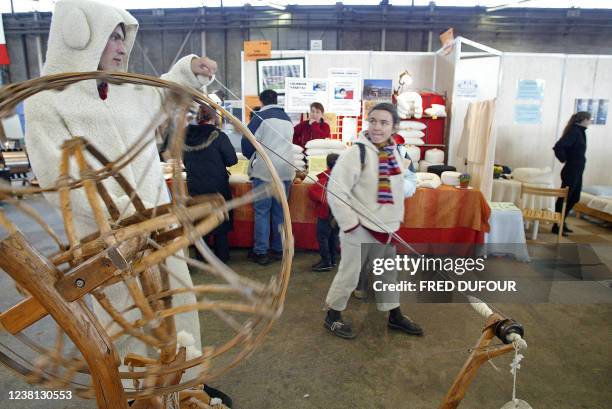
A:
[362,101,378,121]
[243,41,271,61]
[514,104,542,125]
[328,68,362,116]
[362,79,393,101]
[455,79,479,99]
[310,40,323,51]
[439,27,454,56]
[324,113,338,136]
[284,77,329,113]
[341,117,358,144]
[516,79,545,100]
[575,98,608,125]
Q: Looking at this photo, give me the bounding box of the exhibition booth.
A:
[212,37,611,250]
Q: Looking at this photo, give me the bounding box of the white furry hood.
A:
[43,0,138,75]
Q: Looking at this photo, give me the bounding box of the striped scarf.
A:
[377,144,401,204]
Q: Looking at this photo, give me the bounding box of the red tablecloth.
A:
[228,183,490,250]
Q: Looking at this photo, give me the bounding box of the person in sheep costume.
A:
[24,0,218,384]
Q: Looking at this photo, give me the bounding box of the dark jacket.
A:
[183,124,238,233]
[293,119,331,148]
[308,169,332,220]
[553,124,587,166]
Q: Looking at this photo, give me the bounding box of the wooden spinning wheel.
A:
[0,72,293,409]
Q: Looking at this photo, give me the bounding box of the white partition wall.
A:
[558,56,612,187]
[444,38,502,170]
[494,54,566,174]
[495,54,612,187]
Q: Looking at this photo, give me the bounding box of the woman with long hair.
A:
[552,111,592,236]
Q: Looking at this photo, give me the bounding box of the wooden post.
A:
[439,314,515,409]
[0,232,128,409]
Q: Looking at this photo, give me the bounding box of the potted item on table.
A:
[458,173,471,188]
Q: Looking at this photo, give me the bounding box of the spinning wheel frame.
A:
[0,71,294,407]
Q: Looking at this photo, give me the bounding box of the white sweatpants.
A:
[325,226,400,312]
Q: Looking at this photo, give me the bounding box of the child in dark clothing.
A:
[308,153,340,271]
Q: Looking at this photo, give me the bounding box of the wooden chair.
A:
[520,185,569,241]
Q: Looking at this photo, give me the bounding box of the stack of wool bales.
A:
[293,144,306,172]
[416,172,442,189]
[396,91,423,119]
[396,120,426,147]
[424,103,447,118]
[419,148,445,172]
[304,138,347,157]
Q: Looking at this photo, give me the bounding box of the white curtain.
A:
[456,99,497,201]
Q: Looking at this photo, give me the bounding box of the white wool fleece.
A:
[24,0,207,382]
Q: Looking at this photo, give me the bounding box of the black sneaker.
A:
[203,384,233,408]
[270,249,284,260]
[324,315,356,339]
[251,253,271,266]
[563,225,573,233]
[551,224,568,237]
[312,260,332,272]
[388,315,424,336]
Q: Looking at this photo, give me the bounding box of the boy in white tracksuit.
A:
[324,102,422,339]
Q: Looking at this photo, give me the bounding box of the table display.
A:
[228,182,491,250]
[484,202,530,261]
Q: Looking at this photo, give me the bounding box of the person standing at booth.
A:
[323,102,420,340]
[242,90,295,265]
[183,105,238,262]
[292,102,331,148]
[552,111,592,236]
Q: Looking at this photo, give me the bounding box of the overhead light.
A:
[486,0,538,13]
[256,0,287,11]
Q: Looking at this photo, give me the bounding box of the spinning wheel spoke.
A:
[0,71,293,408]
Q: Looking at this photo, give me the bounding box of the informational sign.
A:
[310,40,323,51]
[516,79,545,100]
[514,104,542,125]
[455,79,479,99]
[575,98,608,125]
[243,40,271,61]
[439,27,454,56]
[328,68,362,116]
[362,79,393,101]
[284,77,329,113]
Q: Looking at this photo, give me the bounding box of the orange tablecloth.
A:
[228,182,490,250]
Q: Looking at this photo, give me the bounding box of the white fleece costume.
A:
[25,0,204,380]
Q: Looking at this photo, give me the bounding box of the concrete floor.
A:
[1,196,611,409]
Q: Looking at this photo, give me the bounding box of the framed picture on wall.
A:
[256,57,306,95]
